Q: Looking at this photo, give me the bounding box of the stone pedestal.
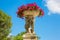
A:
[23,33,38,40]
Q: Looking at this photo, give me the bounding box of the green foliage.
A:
[13,32,26,40]
[0,10,12,40]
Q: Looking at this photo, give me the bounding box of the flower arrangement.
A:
[17,3,44,18]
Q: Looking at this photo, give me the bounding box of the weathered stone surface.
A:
[23,32,38,40]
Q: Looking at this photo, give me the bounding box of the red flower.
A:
[39,9,44,16]
[17,3,44,18]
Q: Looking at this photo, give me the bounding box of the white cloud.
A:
[45,0,60,15]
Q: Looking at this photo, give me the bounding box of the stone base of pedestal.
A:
[23,33,38,40]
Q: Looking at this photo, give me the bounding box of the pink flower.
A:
[40,9,44,16]
[17,3,44,18]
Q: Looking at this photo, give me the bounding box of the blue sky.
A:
[0,0,60,40]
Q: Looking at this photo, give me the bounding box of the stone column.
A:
[23,33,38,40]
[23,28,38,40]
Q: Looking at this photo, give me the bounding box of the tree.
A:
[13,32,26,40]
[0,10,12,40]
